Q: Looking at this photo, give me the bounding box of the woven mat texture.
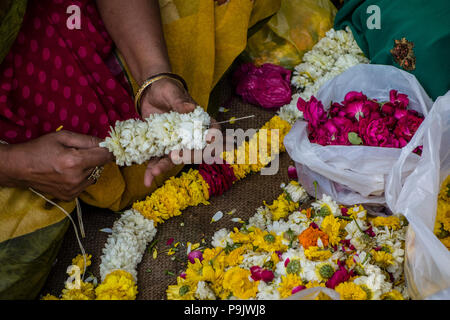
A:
[40,78,295,300]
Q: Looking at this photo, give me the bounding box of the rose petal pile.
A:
[297,90,424,151]
[233,63,292,109]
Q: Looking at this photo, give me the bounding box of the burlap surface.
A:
[40,77,296,300]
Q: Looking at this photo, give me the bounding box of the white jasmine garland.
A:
[100,106,211,166]
[277,27,369,125]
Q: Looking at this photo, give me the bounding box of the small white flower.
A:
[195,281,216,300]
[211,228,233,248]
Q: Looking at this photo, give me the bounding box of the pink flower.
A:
[381,102,395,116]
[325,264,353,289]
[292,286,306,294]
[250,266,274,283]
[298,96,327,129]
[233,63,292,109]
[359,118,390,147]
[394,112,424,143]
[329,102,346,118]
[188,250,203,264]
[166,238,174,246]
[288,165,298,180]
[389,89,409,109]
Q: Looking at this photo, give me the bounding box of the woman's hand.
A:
[0,131,113,201]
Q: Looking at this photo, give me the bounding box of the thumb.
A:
[57,130,103,149]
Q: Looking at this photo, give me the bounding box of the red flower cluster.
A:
[198,163,237,197]
[297,90,424,151]
[233,63,292,109]
[250,266,274,283]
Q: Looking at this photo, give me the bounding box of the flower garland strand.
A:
[100,106,211,166]
[277,27,369,125]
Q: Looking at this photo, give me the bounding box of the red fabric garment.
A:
[0,0,138,144]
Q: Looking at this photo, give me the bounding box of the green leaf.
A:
[348,132,363,145]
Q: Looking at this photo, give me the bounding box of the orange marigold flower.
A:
[298,226,329,249]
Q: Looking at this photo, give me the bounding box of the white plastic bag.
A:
[385,92,450,300]
[284,64,433,206]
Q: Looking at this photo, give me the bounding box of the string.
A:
[1,139,87,278]
[28,188,87,280]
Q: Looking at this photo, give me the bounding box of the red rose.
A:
[233,63,292,109]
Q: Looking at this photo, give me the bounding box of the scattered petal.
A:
[166,238,175,246]
[211,211,224,223]
[99,228,113,234]
[288,165,298,180]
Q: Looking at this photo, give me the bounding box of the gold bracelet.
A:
[134,73,188,117]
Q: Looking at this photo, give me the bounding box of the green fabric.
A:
[0,0,27,65]
[334,0,450,100]
[0,218,69,300]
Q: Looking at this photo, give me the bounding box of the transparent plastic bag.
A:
[385,92,450,299]
[243,0,337,69]
[284,64,434,206]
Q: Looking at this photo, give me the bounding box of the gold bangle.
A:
[134,73,188,117]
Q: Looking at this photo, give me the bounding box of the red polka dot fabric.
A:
[0,0,138,144]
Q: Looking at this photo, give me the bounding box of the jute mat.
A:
[40,77,296,300]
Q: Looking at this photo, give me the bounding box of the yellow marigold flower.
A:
[61,281,95,300]
[278,274,303,298]
[265,193,299,221]
[223,267,259,300]
[438,175,450,202]
[335,282,367,300]
[345,255,355,269]
[321,215,342,246]
[370,249,395,267]
[271,252,280,265]
[41,294,59,300]
[305,281,326,289]
[304,246,332,261]
[252,228,287,252]
[166,277,197,300]
[95,270,138,300]
[185,259,204,283]
[371,216,401,230]
[70,254,91,275]
[436,200,450,234]
[230,228,255,244]
[441,237,450,250]
[381,290,404,300]
[225,245,246,267]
